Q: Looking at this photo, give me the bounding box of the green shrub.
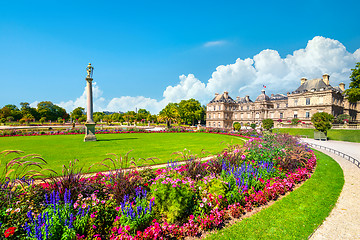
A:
[250,123,256,129]
[0,118,6,124]
[150,180,194,223]
[262,119,274,131]
[233,122,241,131]
[311,112,334,134]
[291,118,300,125]
[39,117,46,125]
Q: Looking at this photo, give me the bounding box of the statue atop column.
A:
[86,63,94,79]
[84,63,97,142]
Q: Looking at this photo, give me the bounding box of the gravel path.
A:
[302,138,360,240]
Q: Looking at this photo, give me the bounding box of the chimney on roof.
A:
[245,95,250,101]
[339,82,345,91]
[271,94,274,97]
[215,93,219,96]
[301,77,307,85]
[236,96,240,101]
[224,91,228,98]
[323,74,330,85]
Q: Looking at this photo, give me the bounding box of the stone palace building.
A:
[206,74,360,129]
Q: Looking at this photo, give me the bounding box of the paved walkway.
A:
[301,138,360,240]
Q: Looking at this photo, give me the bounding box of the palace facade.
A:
[206,74,360,129]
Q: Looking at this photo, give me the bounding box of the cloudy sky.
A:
[1,0,359,114]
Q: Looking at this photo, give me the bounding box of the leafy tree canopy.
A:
[344,62,360,103]
[70,107,85,121]
[262,118,274,131]
[311,112,334,134]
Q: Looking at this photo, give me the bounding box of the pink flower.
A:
[116,206,121,211]
[81,203,86,209]
[200,203,204,208]
[92,225,97,229]
[241,155,246,160]
[218,195,223,199]
[125,225,131,231]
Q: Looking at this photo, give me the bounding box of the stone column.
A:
[84,63,97,142]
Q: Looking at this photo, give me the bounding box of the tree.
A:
[344,62,360,103]
[159,103,179,128]
[21,113,35,124]
[178,99,203,125]
[0,105,22,120]
[311,112,334,134]
[262,119,274,131]
[233,122,241,131]
[334,114,351,124]
[37,101,68,121]
[70,107,85,121]
[20,102,39,120]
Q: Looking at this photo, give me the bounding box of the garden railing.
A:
[307,142,360,168]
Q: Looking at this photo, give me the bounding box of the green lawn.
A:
[205,151,344,240]
[0,132,244,175]
[273,128,360,143]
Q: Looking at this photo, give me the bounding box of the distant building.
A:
[206,74,360,130]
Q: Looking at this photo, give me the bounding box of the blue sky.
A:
[1,0,359,113]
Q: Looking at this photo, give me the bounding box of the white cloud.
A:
[203,40,227,47]
[48,36,359,114]
[57,82,106,112]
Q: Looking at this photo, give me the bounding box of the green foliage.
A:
[0,118,5,124]
[311,112,334,134]
[37,101,68,121]
[151,180,194,223]
[39,117,46,125]
[233,122,241,131]
[250,123,256,129]
[262,119,274,130]
[344,62,360,103]
[334,114,351,124]
[70,107,85,121]
[178,99,205,125]
[291,118,300,125]
[159,103,180,128]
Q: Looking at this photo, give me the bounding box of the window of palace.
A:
[294,99,298,106]
[213,106,216,111]
[271,113,274,118]
[218,122,221,127]
[319,97,323,104]
[213,122,216,127]
[294,111,298,118]
[247,113,250,118]
[208,114,211,119]
[286,103,288,108]
[306,98,310,105]
[218,113,220,118]
[218,105,221,110]
[305,112,310,118]
[280,112,283,119]
[255,113,259,119]
[213,113,215,118]
[277,104,280,108]
[241,106,243,110]
[235,113,237,119]
[247,106,249,110]
[241,113,243,119]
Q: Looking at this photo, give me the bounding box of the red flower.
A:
[4,227,16,238]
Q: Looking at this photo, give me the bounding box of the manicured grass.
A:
[206,151,344,240]
[0,132,244,175]
[274,128,360,143]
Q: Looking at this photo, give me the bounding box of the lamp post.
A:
[84,63,97,142]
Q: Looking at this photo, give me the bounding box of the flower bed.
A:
[0,133,315,239]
